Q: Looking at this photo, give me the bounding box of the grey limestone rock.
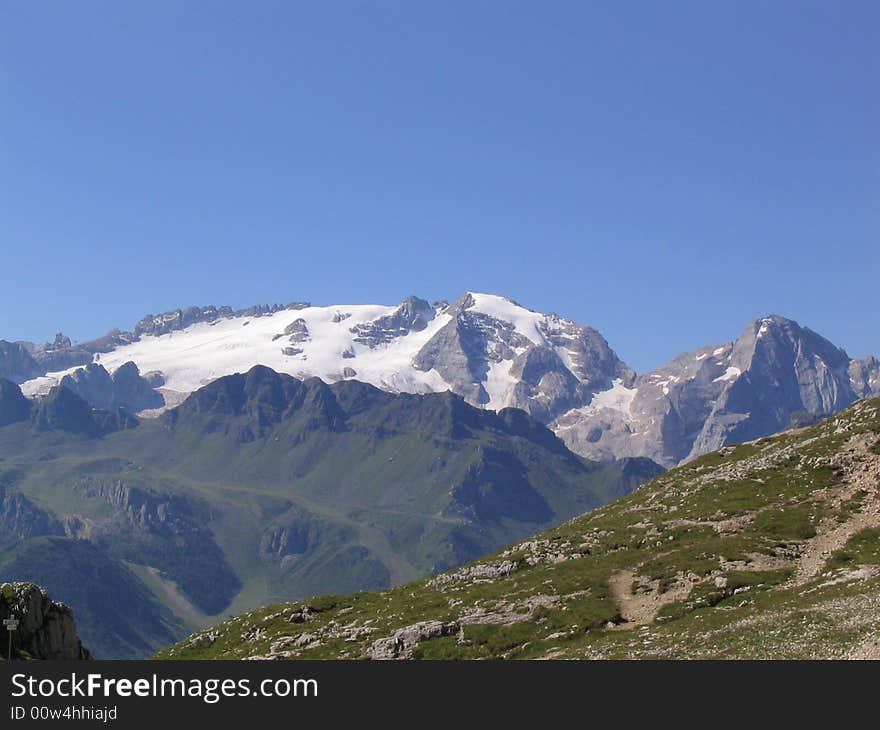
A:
[350,296,434,347]
[283,318,310,343]
[0,582,91,660]
[366,620,459,660]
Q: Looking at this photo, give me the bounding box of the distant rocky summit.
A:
[0,582,91,660]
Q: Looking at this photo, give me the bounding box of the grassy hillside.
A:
[159,396,880,659]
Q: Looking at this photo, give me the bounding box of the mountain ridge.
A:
[5,294,878,467]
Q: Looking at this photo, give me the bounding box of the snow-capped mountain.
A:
[4,294,878,467]
[15,293,633,417]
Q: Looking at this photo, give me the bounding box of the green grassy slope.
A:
[158,396,880,660]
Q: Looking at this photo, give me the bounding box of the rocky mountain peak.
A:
[734,315,851,371]
[350,295,435,348]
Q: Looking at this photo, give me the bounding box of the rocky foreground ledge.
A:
[0,582,91,660]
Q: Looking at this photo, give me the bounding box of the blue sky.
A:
[1,1,877,373]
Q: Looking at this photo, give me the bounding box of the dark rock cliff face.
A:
[0,378,32,427]
[0,582,91,660]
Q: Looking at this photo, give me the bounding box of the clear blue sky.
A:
[1,1,877,372]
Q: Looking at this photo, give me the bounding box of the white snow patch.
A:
[483,360,515,410]
[555,380,637,424]
[713,366,742,383]
[653,378,672,395]
[20,375,65,398]
[588,379,637,416]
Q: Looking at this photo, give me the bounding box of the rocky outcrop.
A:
[350,296,434,347]
[0,582,91,659]
[282,318,310,343]
[367,620,459,659]
[72,480,192,534]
